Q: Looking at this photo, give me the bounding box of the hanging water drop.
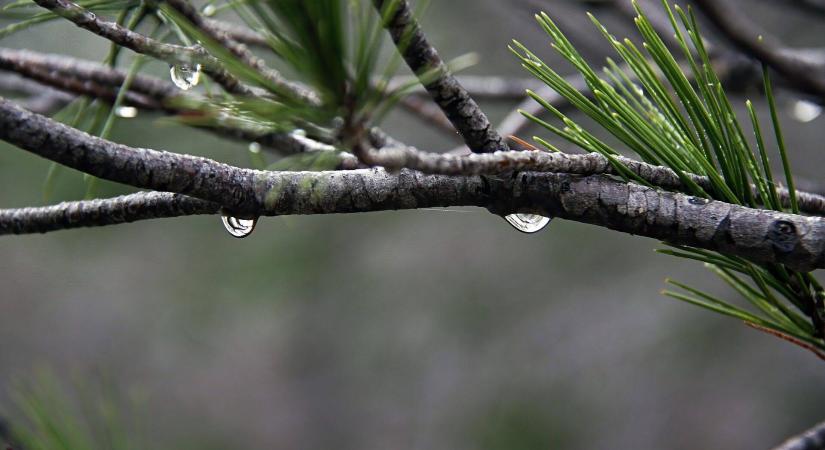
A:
[792,100,822,123]
[202,4,216,16]
[504,214,552,234]
[169,63,202,90]
[248,142,262,154]
[221,214,258,238]
[115,106,138,118]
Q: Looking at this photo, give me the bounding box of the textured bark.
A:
[2,98,825,271]
[360,145,825,216]
[373,0,507,153]
[0,192,218,235]
[31,0,253,96]
[509,172,825,272]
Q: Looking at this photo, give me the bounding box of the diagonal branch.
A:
[771,420,825,450]
[163,0,320,105]
[692,0,825,101]
[31,0,254,96]
[204,18,270,47]
[373,0,508,153]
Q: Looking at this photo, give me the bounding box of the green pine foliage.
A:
[159,0,421,144]
[4,369,141,450]
[512,0,825,356]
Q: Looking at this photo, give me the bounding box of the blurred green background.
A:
[1,0,824,448]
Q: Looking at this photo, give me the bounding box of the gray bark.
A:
[1,98,825,271]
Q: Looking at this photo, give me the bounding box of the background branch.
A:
[772,420,825,450]
[692,0,825,101]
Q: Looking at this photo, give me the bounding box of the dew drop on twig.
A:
[792,100,822,123]
[202,4,216,16]
[115,106,138,118]
[169,63,202,90]
[504,214,552,234]
[221,214,258,238]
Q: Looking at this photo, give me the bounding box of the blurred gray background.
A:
[1,0,824,448]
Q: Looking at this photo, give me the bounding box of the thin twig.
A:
[31,0,254,95]
[204,18,270,47]
[165,0,320,105]
[0,48,337,155]
[0,192,219,235]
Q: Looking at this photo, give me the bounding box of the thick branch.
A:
[0,192,218,235]
[358,144,825,215]
[2,98,825,271]
[373,0,507,153]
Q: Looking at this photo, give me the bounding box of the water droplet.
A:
[202,4,216,16]
[504,214,552,234]
[688,196,710,205]
[115,106,138,118]
[792,100,822,123]
[248,142,261,154]
[169,63,202,90]
[221,214,258,238]
[290,128,307,137]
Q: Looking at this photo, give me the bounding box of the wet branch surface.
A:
[1,98,825,272]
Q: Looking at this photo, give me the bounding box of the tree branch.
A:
[772,420,825,450]
[373,0,508,153]
[164,0,320,105]
[0,192,218,235]
[0,72,74,114]
[2,97,825,271]
[0,48,342,155]
[692,0,825,101]
[358,141,825,215]
[31,0,254,96]
[204,18,270,47]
